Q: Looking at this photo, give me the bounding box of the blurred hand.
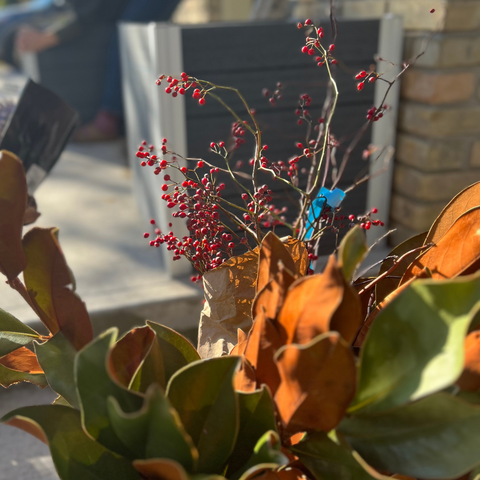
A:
[15,26,59,54]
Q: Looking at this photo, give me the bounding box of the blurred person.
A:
[5,0,181,141]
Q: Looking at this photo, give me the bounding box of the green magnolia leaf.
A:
[166,356,240,473]
[23,227,93,349]
[2,405,140,480]
[0,308,40,357]
[107,383,198,469]
[338,226,368,282]
[0,362,47,388]
[291,431,390,480]
[227,386,278,476]
[75,328,144,457]
[53,395,73,407]
[350,274,480,414]
[340,393,480,479]
[0,151,28,282]
[232,431,288,480]
[35,331,79,408]
[131,321,200,392]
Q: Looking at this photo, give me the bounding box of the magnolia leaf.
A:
[166,356,240,473]
[131,321,199,392]
[24,194,41,226]
[338,226,368,282]
[457,330,480,392]
[277,256,362,346]
[341,393,480,479]
[291,431,391,480]
[402,208,480,284]
[375,232,428,304]
[426,181,480,245]
[35,331,79,408]
[274,332,356,434]
[0,150,28,281]
[110,326,155,388]
[239,467,304,480]
[227,386,278,476]
[2,405,140,479]
[242,310,283,395]
[22,227,93,349]
[0,307,40,357]
[0,360,47,388]
[133,459,189,480]
[53,395,73,407]
[257,232,296,293]
[350,274,480,415]
[283,237,309,277]
[75,328,144,457]
[107,384,198,468]
[234,355,256,392]
[231,431,289,480]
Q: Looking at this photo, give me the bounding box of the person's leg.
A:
[73,0,181,141]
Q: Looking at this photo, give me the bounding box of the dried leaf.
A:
[243,310,284,395]
[257,233,297,293]
[457,330,480,392]
[198,250,259,358]
[283,237,309,277]
[109,326,155,388]
[426,181,480,245]
[402,208,480,284]
[274,332,356,434]
[231,329,248,356]
[234,355,257,392]
[0,150,28,281]
[22,227,93,349]
[277,256,362,346]
[0,346,43,373]
[375,232,427,304]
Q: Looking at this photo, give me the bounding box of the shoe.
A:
[71,110,121,142]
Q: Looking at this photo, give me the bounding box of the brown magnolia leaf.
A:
[234,355,257,392]
[0,346,43,373]
[375,232,428,304]
[198,249,259,358]
[231,329,248,356]
[426,181,480,245]
[133,459,189,480]
[24,195,41,226]
[402,208,480,284]
[277,256,362,346]
[22,227,93,350]
[257,232,296,293]
[108,326,155,388]
[243,310,284,395]
[274,332,356,434]
[3,416,48,444]
[0,150,28,281]
[353,277,376,323]
[457,330,480,392]
[253,264,296,321]
[284,237,309,277]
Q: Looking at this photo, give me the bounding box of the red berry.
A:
[219,141,225,148]
[369,76,377,83]
[199,97,206,105]
[181,166,187,174]
[301,46,309,54]
[210,142,216,149]
[179,88,186,95]
[296,142,303,149]
[308,48,315,56]
[143,233,150,238]
[164,174,170,181]
[430,8,435,13]
[329,44,335,52]
[349,215,355,221]
[305,18,312,25]
[140,161,147,167]
[150,219,155,225]
[197,161,204,168]
[228,242,235,249]
[372,207,378,214]
[263,145,268,151]
[165,87,172,94]
[357,82,365,91]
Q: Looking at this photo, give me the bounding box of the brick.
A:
[471,141,480,167]
[404,33,480,68]
[390,193,445,231]
[401,69,475,104]
[445,2,480,32]
[399,103,480,137]
[393,164,480,201]
[396,133,467,172]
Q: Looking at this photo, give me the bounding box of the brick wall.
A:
[329,0,480,244]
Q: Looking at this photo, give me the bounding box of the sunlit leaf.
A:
[338,226,368,282]
[107,384,198,468]
[166,356,240,473]
[22,227,93,349]
[2,405,140,479]
[341,393,480,479]
[402,208,480,284]
[0,307,40,357]
[35,331,79,408]
[457,330,480,392]
[131,322,199,392]
[291,431,391,480]
[274,332,356,433]
[133,459,189,480]
[0,150,28,281]
[351,274,480,414]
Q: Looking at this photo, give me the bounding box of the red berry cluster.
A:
[366,104,387,122]
[348,208,384,230]
[355,70,378,91]
[157,72,209,106]
[299,20,337,66]
[262,82,283,106]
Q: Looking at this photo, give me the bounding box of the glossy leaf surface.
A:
[0,307,39,357]
[338,226,368,282]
